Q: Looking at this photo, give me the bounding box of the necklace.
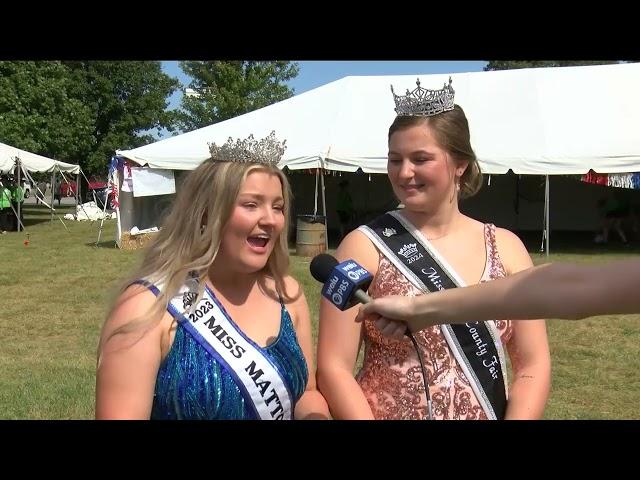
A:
[424,232,451,241]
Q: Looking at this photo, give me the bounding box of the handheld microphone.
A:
[309,253,373,310]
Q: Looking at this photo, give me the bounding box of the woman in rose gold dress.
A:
[316,78,551,420]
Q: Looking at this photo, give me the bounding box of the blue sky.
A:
[161,61,487,111]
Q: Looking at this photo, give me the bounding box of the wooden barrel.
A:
[295,215,326,257]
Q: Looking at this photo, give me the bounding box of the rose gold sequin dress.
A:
[356,224,514,420]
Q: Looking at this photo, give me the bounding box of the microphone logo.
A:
[320,259,373,311]
[347,270,360,281]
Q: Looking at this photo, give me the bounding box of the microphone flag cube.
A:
[321,259,373,310]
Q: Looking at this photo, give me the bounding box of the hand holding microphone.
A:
[355,296,419,340]
[310,253,409,339]
[309,253,373,310]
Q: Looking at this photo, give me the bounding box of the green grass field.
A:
[1,204,638,419]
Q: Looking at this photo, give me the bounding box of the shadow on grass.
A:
[20,205,77,228]
[85,240,118,249]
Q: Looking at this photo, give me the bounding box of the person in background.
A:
[0,176,12,234]
[54,178,62,206]
[595,191,630,245]
[10,177,24,231]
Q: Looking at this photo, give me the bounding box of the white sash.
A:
[146,277,294,420]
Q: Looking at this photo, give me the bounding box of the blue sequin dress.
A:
[151,304,308,420]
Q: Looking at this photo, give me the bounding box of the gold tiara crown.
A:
[391,77,455,117]
[208,130,286,167]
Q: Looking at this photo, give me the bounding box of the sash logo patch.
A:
[397,243,423,264]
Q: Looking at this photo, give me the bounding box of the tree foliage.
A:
[177,61,299,132]
[484,60,621,71]
[0,61,93,162]
[0,61,180,174]
[65,61,180,173]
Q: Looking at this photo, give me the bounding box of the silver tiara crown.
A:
[208,130,286,166]
[391,77,455,117]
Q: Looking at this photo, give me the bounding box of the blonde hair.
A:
[388,105,483,199]
[106,159,293,340]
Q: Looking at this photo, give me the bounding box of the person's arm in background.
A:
[316,230,378,419]
[357,258,640,336]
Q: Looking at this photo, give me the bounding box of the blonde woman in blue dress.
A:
[96,132,329,420]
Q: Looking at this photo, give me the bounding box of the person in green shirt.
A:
[0,176,12,234]
[9,177,24,231]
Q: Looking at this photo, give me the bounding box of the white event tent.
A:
[115,62,640,253]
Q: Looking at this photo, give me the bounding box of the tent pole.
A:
[114,168,122,248]
[95,174,111,247]
[22,165,52,212]
[76,173,80,209]
[74,168,100,222]
[320,166,328,250]
[314,168,319,216]
[50,170,55,225]
[539,175,547,254]
[545,175,550,257]
[16,158,21,232]
[16,162,34,232]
